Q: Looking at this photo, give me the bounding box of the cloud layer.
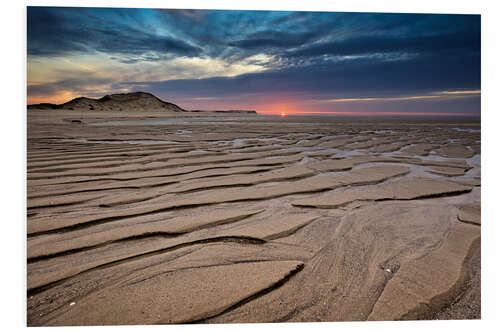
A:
[27,7,481,115]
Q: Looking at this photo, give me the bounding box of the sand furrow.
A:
[293,178,472,209]
[27,154,304,186]
[457,202,481,225]
[28,209,265,259]
[28,151,223,173]
[27,165,408,235]
[45,261,304,326]
[367,222,480,320]
[96,165,316,207]
[27,149,302,180]
[27,213,319,290]
[27,165,280,199]
[27,149,222,171]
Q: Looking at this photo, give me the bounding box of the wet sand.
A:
[27,110,481,325]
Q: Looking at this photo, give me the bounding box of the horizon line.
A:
[257,111,480,117]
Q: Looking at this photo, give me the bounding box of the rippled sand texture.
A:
[27,110,481,325]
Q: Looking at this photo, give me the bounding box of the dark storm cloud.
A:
[119,50,479,99]
[231,13,479,60]
[27,7,202,58]
[27,7,480,66]
[161,9,208,22]
[219,13,480,64]
[28,76,115,97]
[286,30,480,58]
[151,9,302,59]
[27,7,91,56]
[228,31,319,49]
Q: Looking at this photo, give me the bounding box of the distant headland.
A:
[27,92,257,114]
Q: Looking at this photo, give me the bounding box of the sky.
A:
[27,7,481,116]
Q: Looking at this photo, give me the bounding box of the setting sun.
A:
[280,112,286,117]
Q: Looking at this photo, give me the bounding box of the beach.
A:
[26,109,481,325]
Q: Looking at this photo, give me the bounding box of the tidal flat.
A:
[27,110,481,325]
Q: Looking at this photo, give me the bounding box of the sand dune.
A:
[28,92,185,112]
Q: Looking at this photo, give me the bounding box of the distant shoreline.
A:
[26,107,480,119]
